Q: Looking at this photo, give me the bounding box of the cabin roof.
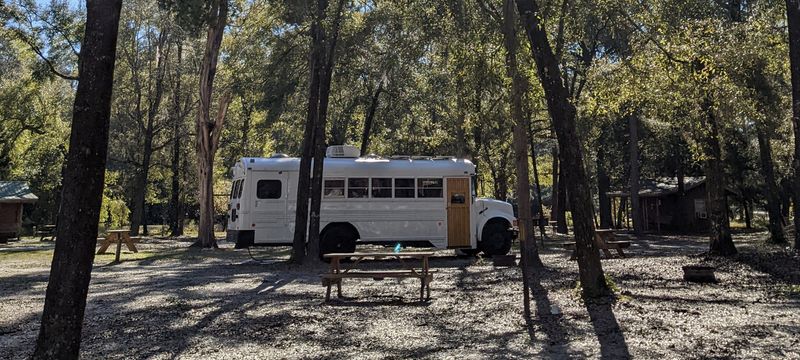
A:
[0,181,38,203]
[234,156,476,177]
[607,177,707,198]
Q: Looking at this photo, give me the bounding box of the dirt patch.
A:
[1,233,799,359]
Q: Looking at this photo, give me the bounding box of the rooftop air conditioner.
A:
[326,145,361,158]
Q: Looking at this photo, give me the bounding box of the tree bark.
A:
[308,0,346,262]
[291,3,325,264]
[33,1,123,357]
[359,76,384,156]
[785,0,800,250]
[169,42,184,237]
[194,0,230,248]
[515,0,609,298]
[701,94,736,256]
[628,114,643,234]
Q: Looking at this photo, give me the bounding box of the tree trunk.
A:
[556,169,568,233]
[597,136,612,229]
[515,0,609,298]
[291,5,325,264]
[194,0,230,248]
[33,1,123,357]
[701,94,736,255]
[528,122,547,237]
[130,32,169,236]
[785,0,800,250]
[550,145,560,229]
[308,0,346,262]
[502,0,540,318]
[169,42,184,237]
[628,114,643,234]
[360,77,384,156]
[756,127,786,243]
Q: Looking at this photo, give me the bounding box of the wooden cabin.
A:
[607,177,733,233]
[0,181,38,241]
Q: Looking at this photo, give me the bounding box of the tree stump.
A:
[682,265,717,283]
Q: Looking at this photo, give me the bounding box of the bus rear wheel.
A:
[479,221,512,256]
[320,225,357,260]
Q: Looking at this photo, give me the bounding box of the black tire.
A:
[457,248,481,257]
[479,221,512,256]
[319,225,357,260]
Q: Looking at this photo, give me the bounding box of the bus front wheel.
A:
[479,221,512,256]
[320,225,357,259]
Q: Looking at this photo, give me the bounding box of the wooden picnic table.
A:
[97,229,138,262]
[562,229,630,260]
[321,252,435,302]
[35,224,56,241]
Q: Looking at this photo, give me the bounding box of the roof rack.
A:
[389,155,411,160]
[411,156,432,160]
[433,156,455,160]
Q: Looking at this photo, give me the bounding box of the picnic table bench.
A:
[97,229,138,262]
[562,229,630,260]
[321,252,435,302]
[35,225,57,241]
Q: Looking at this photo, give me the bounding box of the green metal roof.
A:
[0,181,38,203]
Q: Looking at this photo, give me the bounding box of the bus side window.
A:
[236,180,244,199]
[256,180,282,199]
[324,178,345,198]
[394,178,415,198]
[230,181,237,199]
[371,178,392,198]
[417,178,443,198]
[347,178,369,198]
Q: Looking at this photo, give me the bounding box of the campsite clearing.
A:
[1,231,798,359]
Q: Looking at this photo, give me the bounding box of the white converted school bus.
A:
[226,145,517,257]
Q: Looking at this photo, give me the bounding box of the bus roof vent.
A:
[433,156,456,160]
[270,153,289,158]
[389,155,411,160]
[326,145,360,158]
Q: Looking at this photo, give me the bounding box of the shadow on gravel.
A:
[586,300,631,360]
[528,272,569,358]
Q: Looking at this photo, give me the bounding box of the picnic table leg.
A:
[423,256,430,301]
[114,233,122,263]
[96,238,111,254]
[123,233,138,253]
[616,248,626,258]
[333,258,342,298]
[325,281,332,302]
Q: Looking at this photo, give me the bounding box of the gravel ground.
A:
[1,231,799,359]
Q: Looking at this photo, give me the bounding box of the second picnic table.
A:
[321,252,435,302]
[562,229,630,260]
[97,229,138,262]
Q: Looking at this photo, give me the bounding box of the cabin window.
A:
[394,178,415,198]
[417,178,443,198]
[347,178,369,198]
[324,178,345,198]
[256,180,282,199]
[371,178,392,198]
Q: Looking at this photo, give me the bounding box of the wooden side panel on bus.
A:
[446,177,471,248]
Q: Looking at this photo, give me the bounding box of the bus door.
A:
[252,172,289,242]
[446,177,471,248]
